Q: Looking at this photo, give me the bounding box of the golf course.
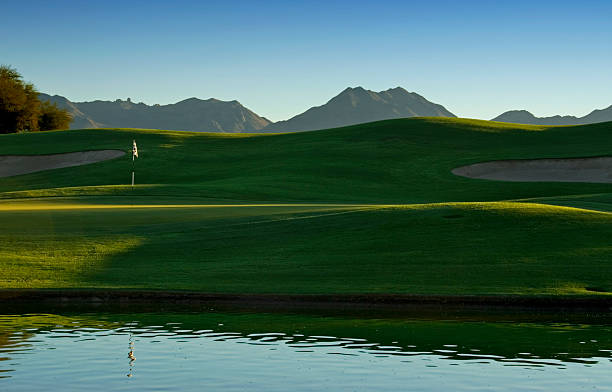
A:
[1,118,611,298]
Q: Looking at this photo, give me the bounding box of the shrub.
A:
[0,65,71,133]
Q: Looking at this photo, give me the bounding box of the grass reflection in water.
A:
[1,309,611,391]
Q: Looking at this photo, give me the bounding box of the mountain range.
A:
[39,93,271,132]
[40,89,612,132]
[263,87,455,132]
[492,106,612,126]
[40,87,455,133]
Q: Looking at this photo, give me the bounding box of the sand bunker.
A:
[452,157,612,183]
[0,150,126,178]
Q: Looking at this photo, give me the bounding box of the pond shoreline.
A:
[1,289,612,311]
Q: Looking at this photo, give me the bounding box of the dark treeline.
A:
[0,65,71,134]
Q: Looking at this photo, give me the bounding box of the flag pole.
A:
[131,139,138,190]
[131,153,135,188]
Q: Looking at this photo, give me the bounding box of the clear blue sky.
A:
[2,0,611,121]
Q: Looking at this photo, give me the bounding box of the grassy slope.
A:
[0,118,611,296]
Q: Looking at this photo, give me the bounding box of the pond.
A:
[1,305,611,391]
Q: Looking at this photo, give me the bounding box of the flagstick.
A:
[132,153,134,191]
[131,139,138,198]
[131,153,135,188]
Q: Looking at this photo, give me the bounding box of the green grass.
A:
[0,117,611,296]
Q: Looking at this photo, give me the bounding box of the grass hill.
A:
[0,118,611,297]
[264,87,455,132]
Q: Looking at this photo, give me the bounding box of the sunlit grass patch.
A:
[0,236,143,288]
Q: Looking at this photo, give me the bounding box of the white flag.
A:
[132,140,138,158]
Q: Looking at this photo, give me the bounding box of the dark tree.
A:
[39,100,72,131]
[0,65,71,133]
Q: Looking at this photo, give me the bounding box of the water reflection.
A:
[127,324,136,378]
[0,311,611,390]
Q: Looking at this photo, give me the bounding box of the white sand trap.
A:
[452,157,612,183]
[0,150,126,178]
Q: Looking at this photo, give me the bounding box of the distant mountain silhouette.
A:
[39,93,101,129]
[37,90,612,132]
[492,106,612,126]
[38,94,271,132]
[264,87,455,132]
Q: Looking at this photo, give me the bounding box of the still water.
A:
[1,307,611,391]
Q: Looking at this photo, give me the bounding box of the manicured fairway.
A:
[1,200,611,295]
[0,118,611,296]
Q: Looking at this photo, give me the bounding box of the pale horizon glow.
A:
[2,0,611,122]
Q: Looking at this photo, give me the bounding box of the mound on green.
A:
[0,118,611,298]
